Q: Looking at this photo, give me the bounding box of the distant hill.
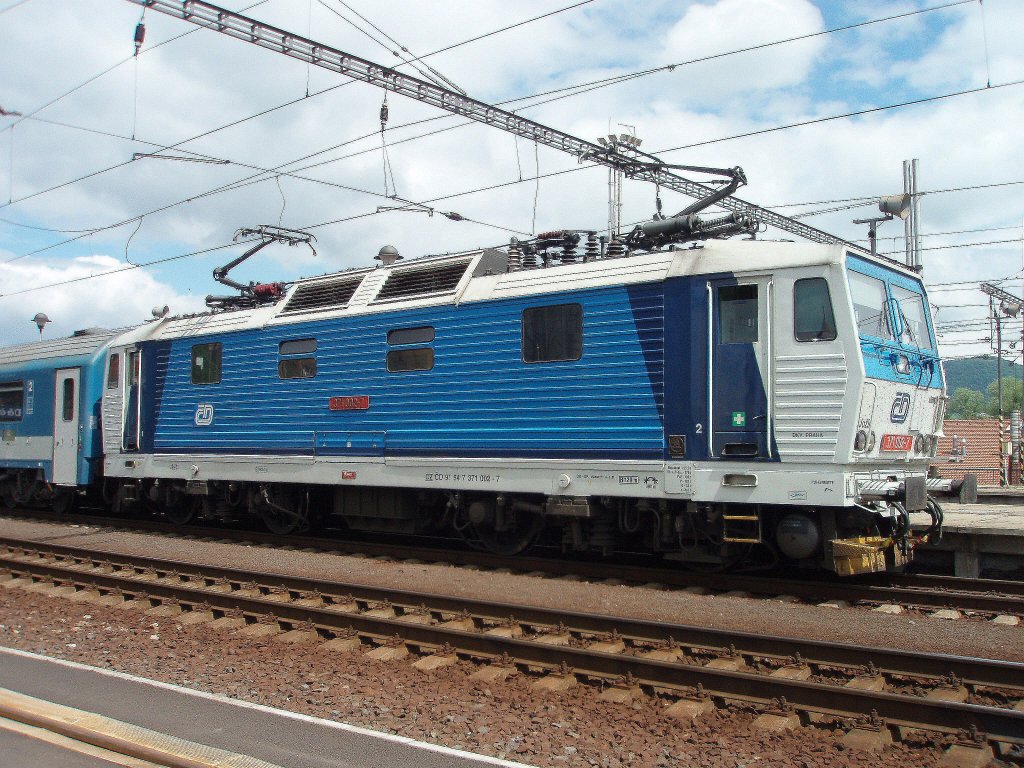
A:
[944,356,1022,393]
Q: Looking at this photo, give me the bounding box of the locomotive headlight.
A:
[914,434,925,454]
[867,431,876,451]
[894,354,911,374]
[929,435,939,456]
[854,430,868,451]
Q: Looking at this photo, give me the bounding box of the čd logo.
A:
[194,403,215,426]
[890,392,910,424]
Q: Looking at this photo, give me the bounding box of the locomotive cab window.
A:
[0,382,24,422]
[718,285,758,344]
[848,271,893,340]
[106,353,120,389]
[891,285,930,348]
[794,278,837,342]
[191,343,222,385]
[522,303,583,363]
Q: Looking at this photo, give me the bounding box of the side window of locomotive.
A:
[387,326,435,346]
[794,278,837,342]
[279,338,317,379]
[847,271,893,340]
[386,326,435,373]
[718,285,758,344]
[387,348,434,372]
[522,303,583,363]
[0,382,24,422]
[890,285,930,348]
[107,353,120,389]
[191,343,222,385]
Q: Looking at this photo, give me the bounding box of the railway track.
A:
[1,535,1023,753]
[3,509,1023,620]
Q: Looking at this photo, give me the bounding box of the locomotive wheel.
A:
[470,506,543,556]
[258,486,307,535]
[164,496,198,526]
[260,505,302,535]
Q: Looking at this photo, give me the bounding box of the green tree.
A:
[947,387,989,419]
[985,377,1023,416]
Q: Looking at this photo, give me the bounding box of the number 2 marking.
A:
[695,423,703,434]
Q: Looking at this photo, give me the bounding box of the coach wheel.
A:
[0,481,16,511]
[51,488,77,516]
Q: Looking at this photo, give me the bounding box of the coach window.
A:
[718,285,758,344]
[522,303,583,363]
[279,338,317,379]
[0,382,24,422]
[62,378,75,422]
[191,343,222,385]
[106,353,120,389]
[794,278,837,342]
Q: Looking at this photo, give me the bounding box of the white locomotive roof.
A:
[136,239,901,343]
[0,328,121,367]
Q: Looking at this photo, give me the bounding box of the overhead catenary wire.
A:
[0,0,978,227]
[4,0,1019,301]
[0,0,35,14]
[11,67,1023,266]
[0,0,599,226]
[0,0,271,136]
[317,0,465,94]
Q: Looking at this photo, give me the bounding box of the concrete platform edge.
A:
[0,646,534,768]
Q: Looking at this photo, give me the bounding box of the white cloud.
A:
[1,0,1022,360]
[0,254,207,345]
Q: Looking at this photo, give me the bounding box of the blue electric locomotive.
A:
[49,235,944,576]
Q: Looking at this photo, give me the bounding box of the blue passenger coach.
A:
[0,329,115,509]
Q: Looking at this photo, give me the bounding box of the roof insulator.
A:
[134,22,146,56]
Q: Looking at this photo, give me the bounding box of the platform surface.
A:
[0,646,531,768]
[928,503,1024,537]
[0,725,133,768]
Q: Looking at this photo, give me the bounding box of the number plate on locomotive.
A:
[879,433,913,452]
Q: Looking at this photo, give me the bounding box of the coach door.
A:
[52,368,81,485]
[707,277,773,459]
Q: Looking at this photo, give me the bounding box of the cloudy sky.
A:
[1,0,1022,355]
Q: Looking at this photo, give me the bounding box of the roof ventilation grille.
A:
[373,260,470,304]
[282,275,363,314]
